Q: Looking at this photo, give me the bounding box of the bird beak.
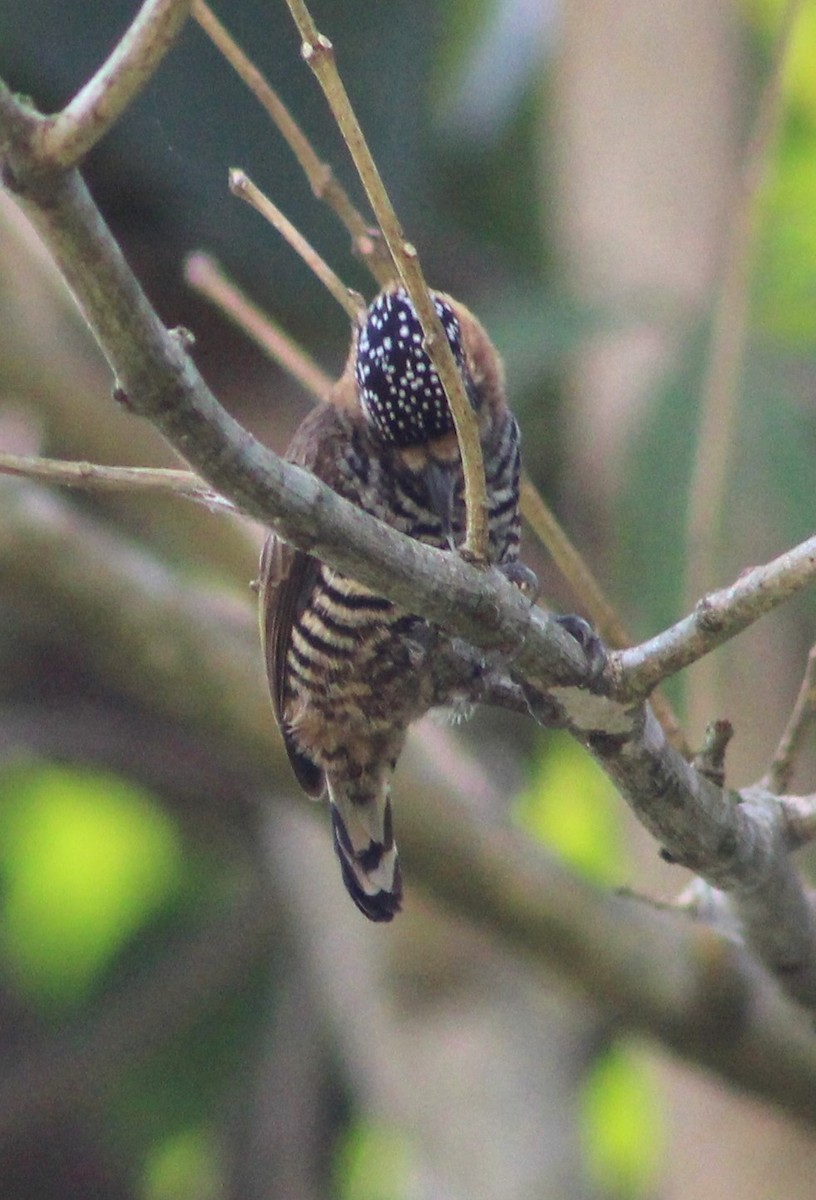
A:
[421,458,458,549]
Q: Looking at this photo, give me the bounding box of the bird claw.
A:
[498,561,539,602]
[555,614,607,678]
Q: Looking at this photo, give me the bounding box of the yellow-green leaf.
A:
[334,1121,414,1200]
[581,1043,664,1198]
[0,764,182,1007]
[514,735,626,886]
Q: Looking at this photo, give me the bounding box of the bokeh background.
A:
[1,1,816,1197]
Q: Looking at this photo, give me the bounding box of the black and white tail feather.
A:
[329,787,402,922]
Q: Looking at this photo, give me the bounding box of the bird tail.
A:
[328,780,402,922]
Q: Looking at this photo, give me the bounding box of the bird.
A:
[258,283,525,921]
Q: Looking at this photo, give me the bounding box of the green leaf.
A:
[514,735,627,885]
[143,1127,223,1200]
[581,1043,664,1198]
[743,0,816,118]
[755,123,816,343]
[0,763,182,1008]
[334,1121,414,1200]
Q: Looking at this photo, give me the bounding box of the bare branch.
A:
[616,534,816,697]
[229,168,364,320]
[33,0,193,168]
[766,645,816,794]
[283,0,490,562]
[184,251,332,400]
[191,0,394,285]
[0,450,230,509]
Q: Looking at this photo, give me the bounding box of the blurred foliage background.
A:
[1,1,816,1198]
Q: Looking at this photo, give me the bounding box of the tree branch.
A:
[229,168,363,319]
[0,450,230,508]
[33,0,193,169]
[191,0,395,285]
[5,50,816,1021]
[615,535,816,696]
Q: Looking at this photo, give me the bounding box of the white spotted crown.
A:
[355,288,475,447]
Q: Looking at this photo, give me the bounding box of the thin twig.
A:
[229,168,363,321]
[284,0,490,562]
[617,534,816,697]
[192,0,394,286]
[33,0,193,168]
[185,252,333,400]
[0,451,232,510]
[683,0,804,718]
[766,645,816,793]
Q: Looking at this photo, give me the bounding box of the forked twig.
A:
[284,0,490,562]
[229,169,363,320]
[766,645,816,793]
[185,252,333,400]
[618,534,816,696]
[191,0,394,285]
[35,0,193,168]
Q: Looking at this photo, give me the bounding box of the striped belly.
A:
[283,567,429,772]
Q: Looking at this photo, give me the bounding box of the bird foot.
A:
[554,614,607,678]
[498,561,539,602]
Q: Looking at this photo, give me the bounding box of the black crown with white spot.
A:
[355,288,474,447]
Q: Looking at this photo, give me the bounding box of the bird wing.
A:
[258,403,353,799]
[258,532,325,797]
